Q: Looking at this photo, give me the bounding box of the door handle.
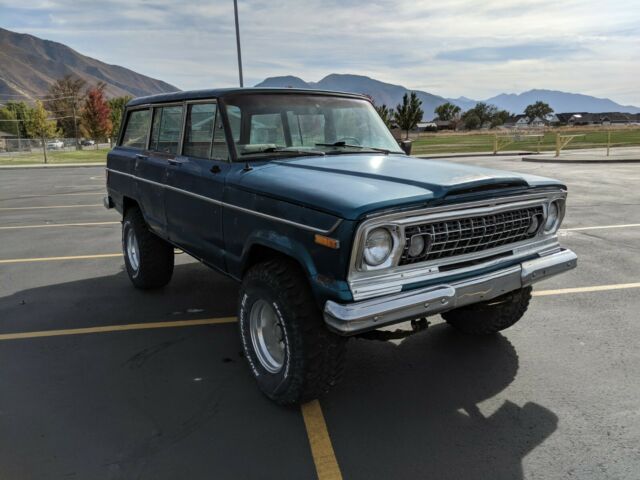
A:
[135,154,148,160]
[168,158,186,166]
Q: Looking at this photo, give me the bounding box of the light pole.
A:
[233,0,244,87]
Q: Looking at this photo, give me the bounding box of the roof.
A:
[127,87,369,107]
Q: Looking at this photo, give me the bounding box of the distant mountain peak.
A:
[0,27,179,99]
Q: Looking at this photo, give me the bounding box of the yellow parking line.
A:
[16,192,104,198]
[562,223,640,232]
[0,204,103,211]
[0,317,237,341]
[534,282,640,296]
[301,400,342,480]
[0,253,122,264]
[0,221,119,230]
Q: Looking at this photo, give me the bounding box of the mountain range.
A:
[1,26,637,118]
[255,74,640,119]
[0,27,178,100]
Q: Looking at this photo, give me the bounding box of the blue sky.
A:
[1,0,639,104]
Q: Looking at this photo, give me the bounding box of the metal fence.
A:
[0,137,111,164]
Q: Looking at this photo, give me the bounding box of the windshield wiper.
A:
[241,147,325,158]
[315,141,391,155]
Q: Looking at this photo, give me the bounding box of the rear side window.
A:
[120,109,150,149]
[183,103,216,159]
[150,105,183,155]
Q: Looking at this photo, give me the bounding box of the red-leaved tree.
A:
[81,84,112,143]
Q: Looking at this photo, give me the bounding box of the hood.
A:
[229,154,564,220]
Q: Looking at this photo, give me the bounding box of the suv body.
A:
[105,88,577,404]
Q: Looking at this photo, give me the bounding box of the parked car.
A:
[81,139,95,146]
[105,88,577,405]
[46,139,64,150]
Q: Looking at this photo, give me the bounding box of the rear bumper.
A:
[324,248,577,335]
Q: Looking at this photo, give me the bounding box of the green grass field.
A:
[412,128,640,155]
[0,148,108,165]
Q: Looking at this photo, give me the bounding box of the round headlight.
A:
[408,235,425,257]
[545,201,559,232]
[363,228,393,266]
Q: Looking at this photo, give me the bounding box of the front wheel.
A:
[122,207,174,289]
[238,259,346,405]
[442,287,532,335]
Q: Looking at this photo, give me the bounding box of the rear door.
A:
[164,101,231,268]
[134,104,184,235]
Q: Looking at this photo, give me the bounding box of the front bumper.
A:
[324,248,577,335]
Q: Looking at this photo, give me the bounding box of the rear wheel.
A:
[238,259,346,405]
[122,207,174,289]
[442,287,532,335]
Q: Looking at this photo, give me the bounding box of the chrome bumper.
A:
[324,248,577,335]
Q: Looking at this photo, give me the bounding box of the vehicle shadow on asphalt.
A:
[325,325,559,480]
[0,262,239,332]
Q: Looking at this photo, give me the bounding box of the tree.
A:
[107,95,132,144]
[434,102,461,121]
[0,107,19,136]
[461,102,507,130]
[524,101,553,122]
[81,84,112,144]
[44,75,86,146]
[0,101,31,138]
[25,101,59,163]
[375,104,393,129]
[394,92,424,139]
[491,109,511,128]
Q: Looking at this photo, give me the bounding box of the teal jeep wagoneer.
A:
[105,88,577,405]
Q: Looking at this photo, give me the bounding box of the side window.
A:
[183,103,216,159]
[120,109,150,149]
[250,113,285,145]
[150,105,183,154]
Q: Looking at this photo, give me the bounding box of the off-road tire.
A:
[122,207,174,289]
[238,259,346,405]
[442,286,532,335]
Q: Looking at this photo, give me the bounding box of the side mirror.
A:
[399,140,412,156]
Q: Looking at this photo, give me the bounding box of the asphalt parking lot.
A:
[1,157,639,480]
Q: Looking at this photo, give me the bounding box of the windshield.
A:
[221,93,403,159]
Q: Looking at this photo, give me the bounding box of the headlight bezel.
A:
[544,198,565,234]
[357,224,403,271]
[363,227,394,266]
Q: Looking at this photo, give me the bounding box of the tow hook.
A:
[357,318,430,341]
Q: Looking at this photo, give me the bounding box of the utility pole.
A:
[233,0,244,87]
[72,96,79,150]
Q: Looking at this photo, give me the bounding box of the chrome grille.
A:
[400,205,544,265]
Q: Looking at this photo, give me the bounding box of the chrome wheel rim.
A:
[126,228,140,272]
[249,299,285,373]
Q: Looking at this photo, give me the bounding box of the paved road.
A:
[0,158,638,479]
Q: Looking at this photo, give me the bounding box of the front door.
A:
[164,101,230,269]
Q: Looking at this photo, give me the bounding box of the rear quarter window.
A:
[120,109,151,149]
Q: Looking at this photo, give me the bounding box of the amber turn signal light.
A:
[314,234,340,249]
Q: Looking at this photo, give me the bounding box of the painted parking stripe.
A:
[534,282,640,296]
[0,204,103,211]
[301,400,343,480]
[0,221,119,230]
[561,223,640,232]
[15,192,104,198]
[0,253,122,264]
[0,317,237,341]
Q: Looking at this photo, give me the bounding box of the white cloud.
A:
[2,0,639,103]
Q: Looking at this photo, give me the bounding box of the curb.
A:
[522,157,640,164]
[0,163,106,170]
